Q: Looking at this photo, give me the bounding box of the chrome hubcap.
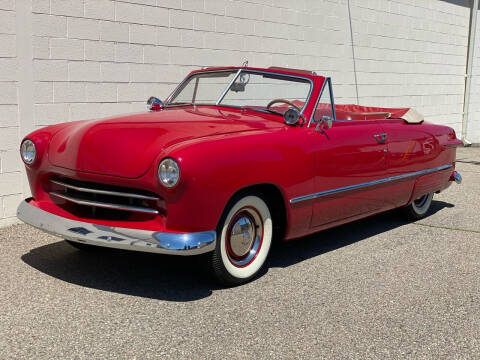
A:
[230,216,255,257]
[226,208,264,267]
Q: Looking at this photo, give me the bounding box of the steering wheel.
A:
[266,98,302,112]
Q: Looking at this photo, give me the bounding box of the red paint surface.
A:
[21,66,462,240]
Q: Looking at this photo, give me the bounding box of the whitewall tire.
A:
[401,193,434,220]
[211,194,273,285]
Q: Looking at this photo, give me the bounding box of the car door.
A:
[308,79,389,227]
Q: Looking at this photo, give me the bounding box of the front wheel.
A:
[211,194,273,286]
[400,193,434,220]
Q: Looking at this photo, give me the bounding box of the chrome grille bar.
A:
[51,179,159,201]
[50,192,159,215]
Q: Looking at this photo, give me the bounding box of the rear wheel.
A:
[401,193,434,220]
[211,194,273,286]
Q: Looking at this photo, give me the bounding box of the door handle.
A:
[374,133,387,143]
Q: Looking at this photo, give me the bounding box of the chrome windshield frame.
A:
[308,77,336,128]
[164,69,314,114]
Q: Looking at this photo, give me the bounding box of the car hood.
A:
[48,106,282,178]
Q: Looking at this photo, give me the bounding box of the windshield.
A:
[167,69,312,114]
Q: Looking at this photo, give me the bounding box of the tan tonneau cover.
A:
[399,108,424,123]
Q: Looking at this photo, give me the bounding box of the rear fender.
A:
[408,169,452,204]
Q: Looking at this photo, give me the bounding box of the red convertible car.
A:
[18,66,462,285]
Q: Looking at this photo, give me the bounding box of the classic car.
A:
[17,66,463,285]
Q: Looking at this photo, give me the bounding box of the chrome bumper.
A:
[17,200,216,255]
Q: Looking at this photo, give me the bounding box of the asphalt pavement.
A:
[1,147,479,359]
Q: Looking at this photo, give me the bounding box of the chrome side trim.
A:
[17,200,216,256]
[51,180,159,201]
[50,192,159,215]
[290,164,453,204]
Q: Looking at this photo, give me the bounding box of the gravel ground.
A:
[1,147,479,359]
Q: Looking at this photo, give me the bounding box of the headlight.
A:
[158,158,180,188]
[20,139,36,165]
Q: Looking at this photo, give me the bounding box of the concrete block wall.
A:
[0,1,21,227]
[0,0,475,226]
[349,0,470,133]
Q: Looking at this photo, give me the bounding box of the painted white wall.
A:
[0,0,475,226]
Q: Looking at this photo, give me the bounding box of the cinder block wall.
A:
[0,2,20,226]
[0,0,475,226]
[350,0,469,130]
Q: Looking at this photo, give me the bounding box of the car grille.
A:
[49,177,160,216]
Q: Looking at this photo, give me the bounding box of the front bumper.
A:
[17,200,216,255]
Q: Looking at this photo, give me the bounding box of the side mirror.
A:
[147,96,164,111]
[315,115,333,131]
[284,108,304,126]
[322,115,333,129]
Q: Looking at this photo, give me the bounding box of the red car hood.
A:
[48,106,282,178]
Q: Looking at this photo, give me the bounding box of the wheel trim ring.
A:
[225,206,264,268]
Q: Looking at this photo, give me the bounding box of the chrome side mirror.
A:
[147,96,164,111]
[322,115,333,129]
[284,108,304,126]
[315,115,333,131]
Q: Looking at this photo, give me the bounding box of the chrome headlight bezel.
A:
[20,139,36,165]
[158,158,180,188]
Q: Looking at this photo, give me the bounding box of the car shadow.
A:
[21,200,454,302]
[267,200,453,269]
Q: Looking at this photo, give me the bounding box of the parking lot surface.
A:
[1,147,479,359]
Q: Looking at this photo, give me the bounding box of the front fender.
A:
[162,128,317,238]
